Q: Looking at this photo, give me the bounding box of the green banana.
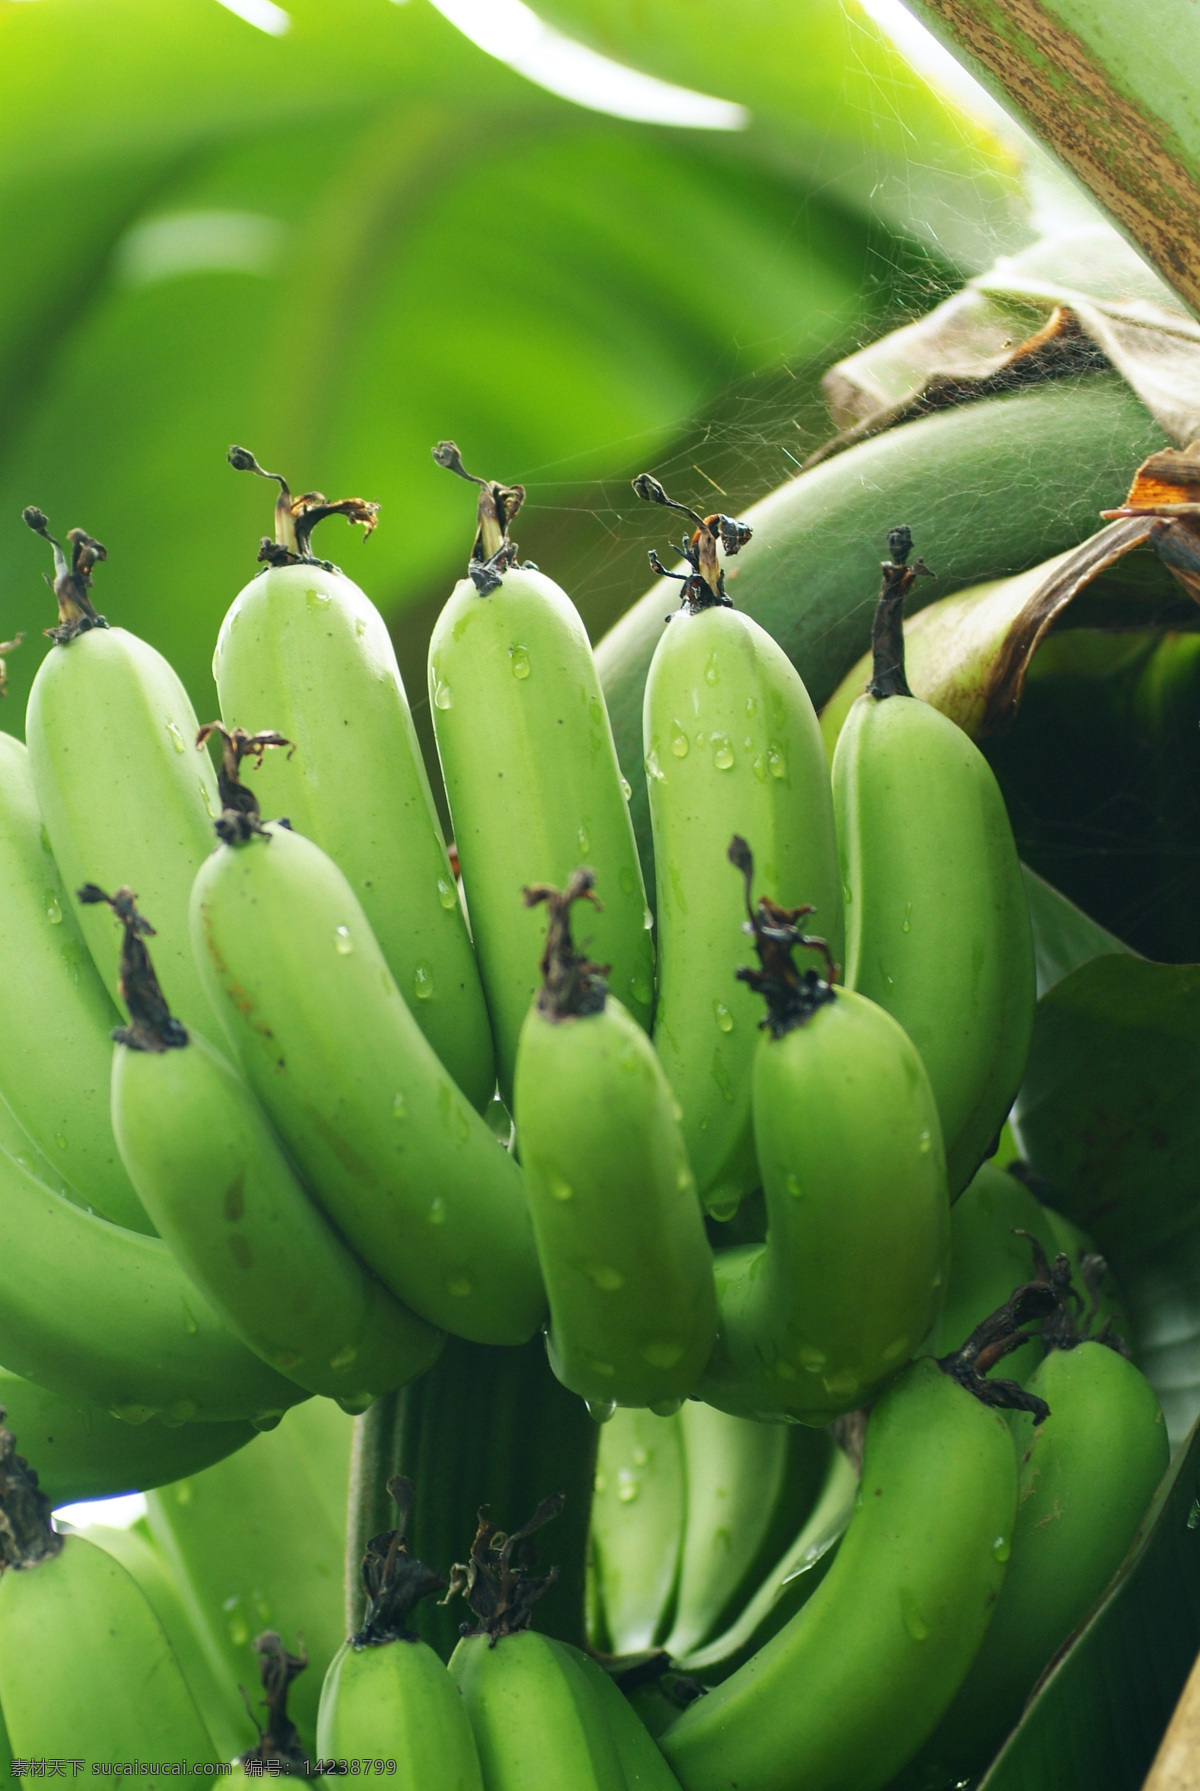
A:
[898,1336,1169,1787]
[0,1428,217,1761]
[697,840,949,1423]
[659,1355,1022,1791]
[590,1406,686,1655]
[0,1087,73,1199]
[568,1648,683,1790]
[677,1442,857,1682]
[191,810,543,1345]
[920,1160,1061,1384]
[215,449,495,1111]
[1,1704,11,1791]
[22,508,222,1031]
[0,1364,253,1507]
[832,529,1036,1195]
[663,1406,833,1660]
[597,380,1163,874]
[635,475,841,1217]
[514,874,716,1409]
[318,1477,484,1787]
[0,1128,303,1426]
[427,444,653,1107]
[348,1333,598,1660]
[0,730,151,1231]
[102,881,442,1407]
[83,1521,249,1762]
[145,1397,355,1760]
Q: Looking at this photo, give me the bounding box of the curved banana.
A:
[663,1406,833,1660]
[146,1398,354,1762]
[0,1429,217,1761]
[214,450,495,1110]
[191,814,543,1345]
[22,509,221,1031]
[697,840,949,1423]
[427,444,653,1107]
[660,1355,1020,1791]
[101,881,442,1407]
[902,1332,1168,1787]
[0,1088,73,1198]
[0,730,151,1230]
[636,476,842,1218]
[590,1406,685,1656]
[83,1522,249,1763]
[318,1476,484,1786]
[0,1131,303,1426]
[0,1364,253,1508]
[921,1160,1061,1384]
[568,1648,683,1790]
[832,528,1036,1196]
[514,874,716,1409]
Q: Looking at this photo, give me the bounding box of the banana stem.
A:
[431,440,526,593]
[344,1336,598,1658]
[866,526,934,701]
[227,446,379,570]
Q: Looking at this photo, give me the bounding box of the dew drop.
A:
[437,878,458,910]
[713,1000,734,1034]
[163,1399,197,1425]
[751,754,767,783]
[617,1477,639,1504]
[586,1400,618,1424]
[446,1275,473,1298]
[619,866,636,896]
[578,825,590,856]
[165,719,187,754]
[644,907,654,932]
[786,1172,804,1198]
[44,892,62,925]
[882,1336,909,1362]
[355,617,366,637]
[392,1092,408,1121]
[677,1165,693,1192]
[427,1196,447,1225]
[670,727,690,759]
[200,780,216,818]
[413,960,435,1000]
[329,1344,358,1372]
[589,1358,617,1379]
[711,1050,735,1104]
[707,1196,740,1222]
[510,645,531,680]
[54,1134,67,1153]
[251,1409,285,1432]
[180,1300,199,1336]
[629,974,653,1009]
[228,1616,250,1648]
[620,777,632,801]
[712,737,734,771]
[902,903,912,934]
[798,1346,826,1369]
[587,1263,624,1291]
[768,746,786,780]
[110,1402,158,1426]
[671,1097,684,1123]
[645,748,664,782]
[899,1588,930,1641]
[334,926,354,956]
[338,1390,374,1415]
[992,1534,1011,1563]
[745,694,758,716]
[918,1130,932,1155]
[822,1368,860,1398]
[642,1340,684,1368]
[434,680,453,710]
[549,1173,574,1202]
[456,1108,470,1142]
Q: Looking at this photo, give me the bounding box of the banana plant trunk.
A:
[904,0,1200,319]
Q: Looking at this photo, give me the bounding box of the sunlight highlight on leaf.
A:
[215,0,290,36]
[112,211,290,287]
[426,0,748,130]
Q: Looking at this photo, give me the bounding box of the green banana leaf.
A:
[900,0,1200,321]
[977,1403,1200,1791]
[0,0,1002,731]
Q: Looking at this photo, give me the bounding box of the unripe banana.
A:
[0,1088,72,1198]
[900,1338,1168,1788]
[663,1406,833,1659]
[318,1476,483,1787]
[0,1364,254,1507]
[22,510,221,1029]
[427,444,653,1107]
[590,1407,685,1655]
[214,450,495,1110]
[659,1356,1020,1791]
[0,1432,218,1761]
[192,815,542,1344]
[0,1134,303,1426]
[698,840,949,1423]
[451,1631,627,1791]
[102,880,442,1407]
[833,528,1036,1197]
[0,730,153,1230]
[83,1522,249,1762]
[598,380,1163,873]
[568,1647,683,1790]
[636,475,841,1217]
[514,873,716,1409]
[920,1161,1060,1384]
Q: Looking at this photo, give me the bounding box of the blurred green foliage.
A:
[0,0,1024,734]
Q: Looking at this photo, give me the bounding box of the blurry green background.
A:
[0,0,1028,750]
